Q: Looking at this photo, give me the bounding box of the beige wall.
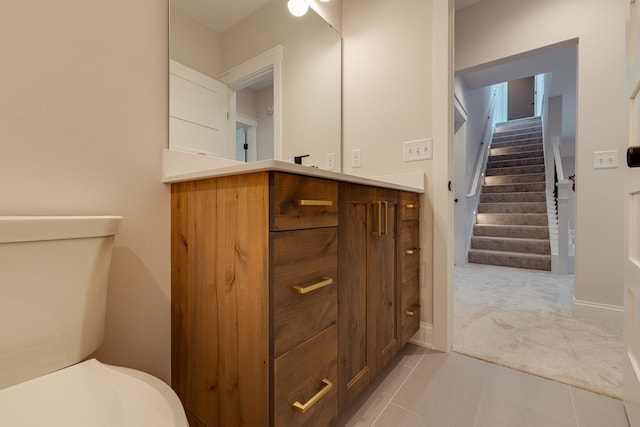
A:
[342,0,438,331]
[170,7,221,79]
[457,0,626,309]
[1,1,172,382]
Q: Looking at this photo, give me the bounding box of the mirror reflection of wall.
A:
[169,0,341,171]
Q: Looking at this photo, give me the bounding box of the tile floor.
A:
[332,344,629,427]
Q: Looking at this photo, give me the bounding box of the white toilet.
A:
[0,216,188,426]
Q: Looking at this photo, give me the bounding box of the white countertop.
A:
[162,149,425,193]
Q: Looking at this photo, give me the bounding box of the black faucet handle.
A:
[294,154,310,165]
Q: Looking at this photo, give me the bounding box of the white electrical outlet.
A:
[403,138,433,162]
[351,149,362,168]
[326,152,335,170]
[593,150,618,169]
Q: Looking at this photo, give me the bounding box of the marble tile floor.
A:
[332,344,629,427]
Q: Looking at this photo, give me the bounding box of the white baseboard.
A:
[573,297,623,328]
[408,322,434,349]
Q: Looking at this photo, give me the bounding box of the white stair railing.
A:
[550,136,570,274]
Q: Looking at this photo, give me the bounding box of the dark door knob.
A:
[628,146,640,168]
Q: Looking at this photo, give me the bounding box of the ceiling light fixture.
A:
[288,0,309,17]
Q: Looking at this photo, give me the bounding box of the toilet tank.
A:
[0,216,123,390]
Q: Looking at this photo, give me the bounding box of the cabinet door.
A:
[337,184,400,410]
[369,188,400,369]
[338,183,373,409]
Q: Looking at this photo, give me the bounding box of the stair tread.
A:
[478,202,547,207]
[468,248,551,258]
[472,235,550,243]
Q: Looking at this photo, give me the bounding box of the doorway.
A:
[507,76,535,120]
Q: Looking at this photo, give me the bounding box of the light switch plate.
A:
[593,150,618,169]
[403,138,433,161]
[351,148,362,168]
[326,152,335,170]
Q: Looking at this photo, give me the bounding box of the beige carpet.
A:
[453,263,623,399]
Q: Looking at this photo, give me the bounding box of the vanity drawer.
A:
[399,221,420,283]
[273,325,338,427]
[400,192,420,221]
[270,172,338,231]
[401,277,420,345]
[271,228,338,357]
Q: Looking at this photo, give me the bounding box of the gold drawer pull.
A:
[406,204,420,209]
[405,248,421,255]
[292,277,333,294]
[406,304,421,317]
[294,200,333,207]
[292,378,333,413]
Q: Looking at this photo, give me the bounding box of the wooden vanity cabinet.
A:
[172,171,420,426]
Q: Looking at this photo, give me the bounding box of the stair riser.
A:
[487,157,544,169]
[471,238,551,255]
[484,174,545,184]
[495,118,541,129]
[482,182,546,193]
[480,192,546,203]
[473,225,550,239]
[478,203,547,214]
[485,165,545,176]
[492,137,543,148]
[490,144,543,156]
[489,150,544,162]
[476,213,548,226]
[468,250,551,271]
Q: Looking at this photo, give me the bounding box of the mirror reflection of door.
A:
[508,76,535,120]
[235,115,257,162]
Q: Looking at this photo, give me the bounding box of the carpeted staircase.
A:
[468,116,551,271]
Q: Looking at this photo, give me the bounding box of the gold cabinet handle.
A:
[292,378,333,413]
[406,204,420,209]
[294,200,333,207]
[372,201,388,237]
[382,201,388,236]
[406,304,421,317]
[292,277,333,294]
[405,248,421,255]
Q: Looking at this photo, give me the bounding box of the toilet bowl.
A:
[0,216,188,426]
[0,359,188,426]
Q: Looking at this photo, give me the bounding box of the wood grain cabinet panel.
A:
[271,228,338,357]
[401,276,420,346]
[400,221,420,283]
[400,191,420,221]
[270,172,338,231]
[273,325,338,427]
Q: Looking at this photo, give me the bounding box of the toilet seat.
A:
[0,358,188,427]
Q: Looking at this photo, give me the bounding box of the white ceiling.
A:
[171,0,271,33]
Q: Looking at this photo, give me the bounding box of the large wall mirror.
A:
[169,0,342,171]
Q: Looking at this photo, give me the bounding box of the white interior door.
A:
[169,60,229,157]
[624,1,640,423]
